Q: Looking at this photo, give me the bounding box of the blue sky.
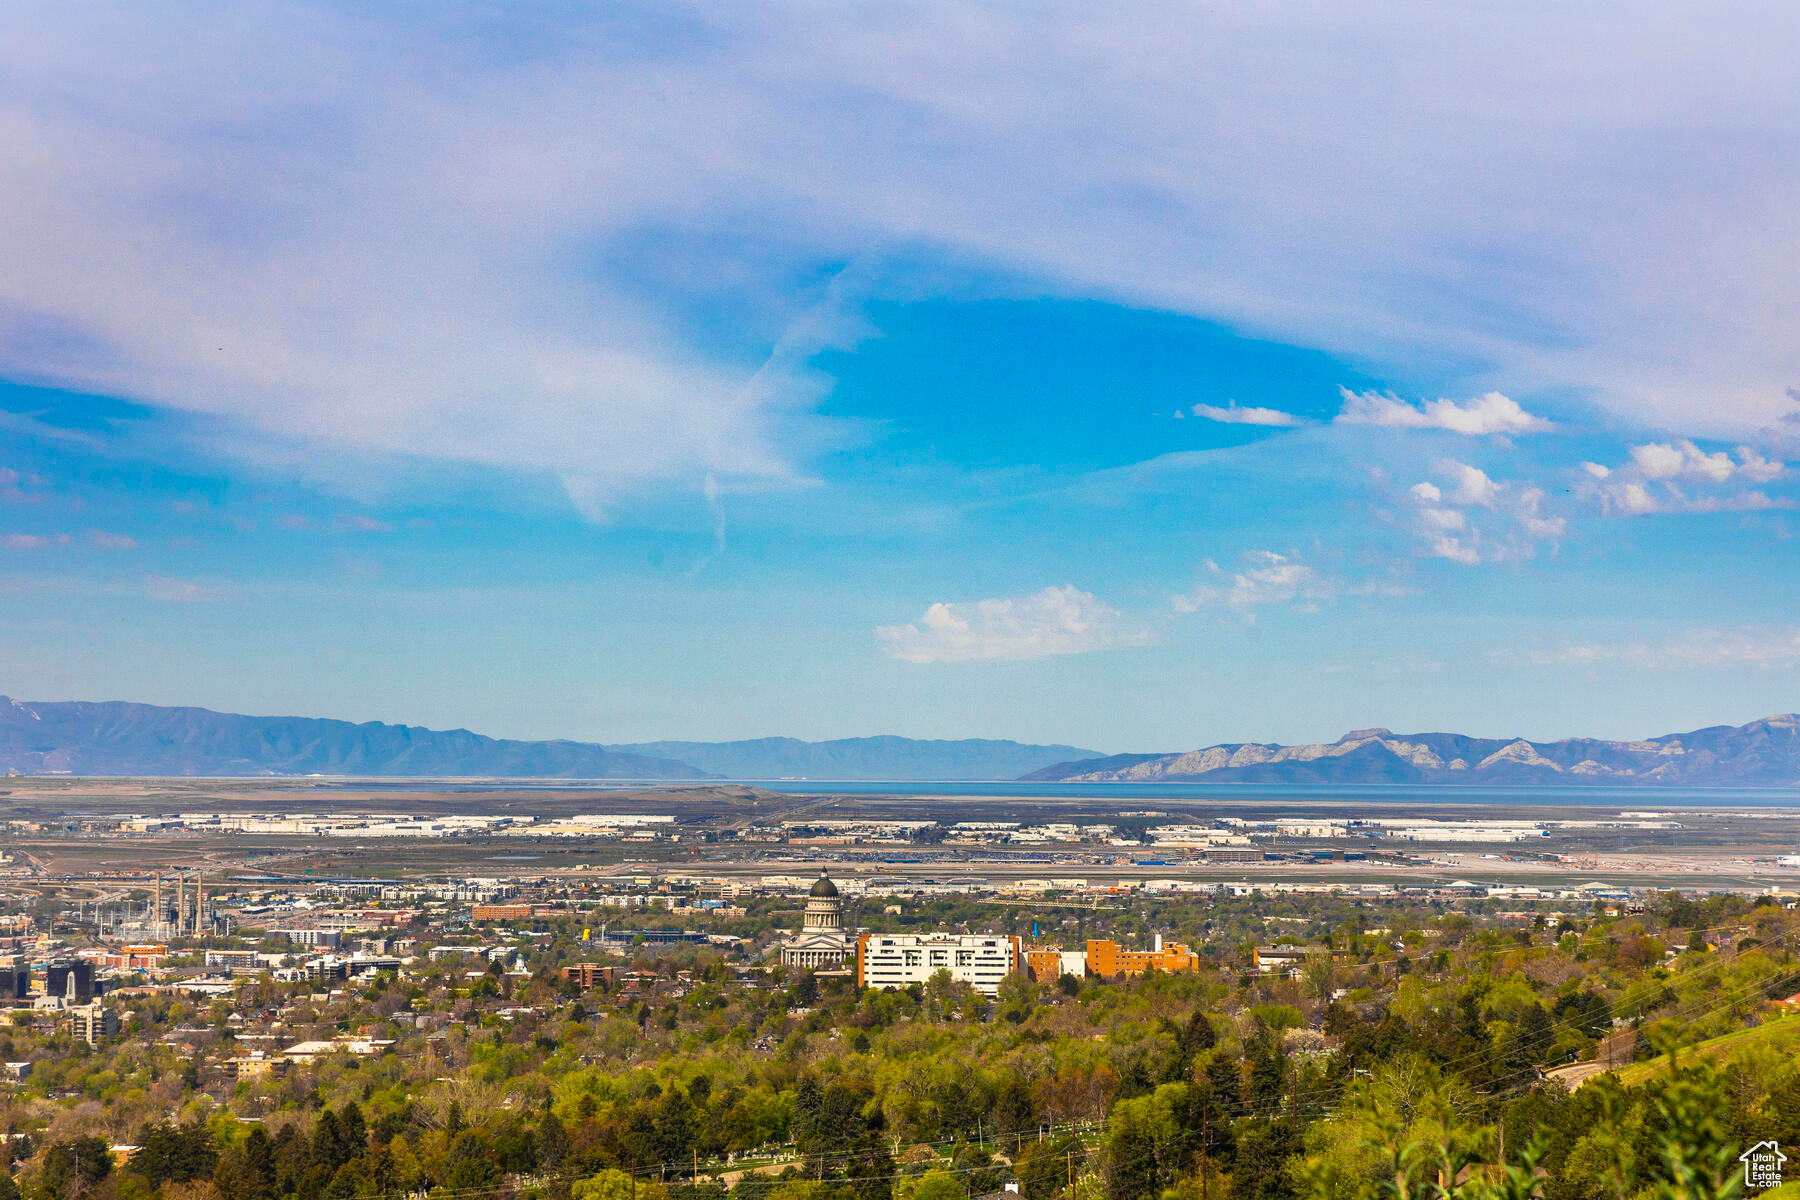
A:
[1,3,1797,751]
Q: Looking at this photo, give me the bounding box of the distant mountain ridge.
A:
[8,694,1795,785]
[605,735,1104,781]
[0,696,1101,780]
[1022,715,1800,787]
[0,697,704,779]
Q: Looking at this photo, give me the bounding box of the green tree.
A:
[443,1131,501,1192]
[132,1122,217,1187]
[540,1111,572,1170]
[1230,1119,1296,1200]
[573,1169,639,1200]
[40,1137,112,1200]
[909,1171,964,1200]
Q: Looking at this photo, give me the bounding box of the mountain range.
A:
[0,697,1095,780]
[3,695,1796,785]
[603,736,1101,781]
[0,696,705,779]
[1024,715,1800,787]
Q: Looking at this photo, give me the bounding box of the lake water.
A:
[307,778,1800,807]
[731,780,1800,807]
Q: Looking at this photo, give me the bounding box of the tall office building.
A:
[856,933,1020,996]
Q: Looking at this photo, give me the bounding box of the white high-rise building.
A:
[855,932,1020,996]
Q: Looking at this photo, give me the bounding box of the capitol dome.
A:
[783,869,850,970]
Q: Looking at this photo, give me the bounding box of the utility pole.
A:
[1200,1091,1210,1196]
[1290,1062,1299,1134]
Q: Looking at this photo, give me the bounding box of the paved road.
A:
[1545,1061,1614,1090]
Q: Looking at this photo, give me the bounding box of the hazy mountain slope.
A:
[1024,715,1800,786]
[0,697,707,778]
[606,735,1104,780]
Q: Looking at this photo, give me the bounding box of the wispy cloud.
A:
[1188,402,1303,427]
[143,574,225,603]
[85,529,138,550]
[1336,390,1552,435]
[877,585,1145,663]
[1506,627,1800,670]
[1,3,1795,524]
[1173,550,1329,614]
[0,467,47,503]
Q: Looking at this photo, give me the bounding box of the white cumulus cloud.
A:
[1437,459,1503,507]
[1406,461,1565,564]
[1336,390,1552,435]
[1735,446,1785,483]
[1629,440,1736,483]
[1427,536,1483,566]
[1587,440,1790,515]
[877,585,1144,663]
[1513,487,1568,539]
[1189,402,1303,427]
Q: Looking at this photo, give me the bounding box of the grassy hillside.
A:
[1612,1011,1800,1087]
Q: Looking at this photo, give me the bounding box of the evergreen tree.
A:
[1206,1055,1243,1118]
[539,1111,572,1171]
[444,1131,502,1192]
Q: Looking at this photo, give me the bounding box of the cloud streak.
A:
[1336,390,1551,435]
[143,574,225,603]
[1,3,1798,518]
[1188,402,1303,427]
[1509,627,1800,670]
